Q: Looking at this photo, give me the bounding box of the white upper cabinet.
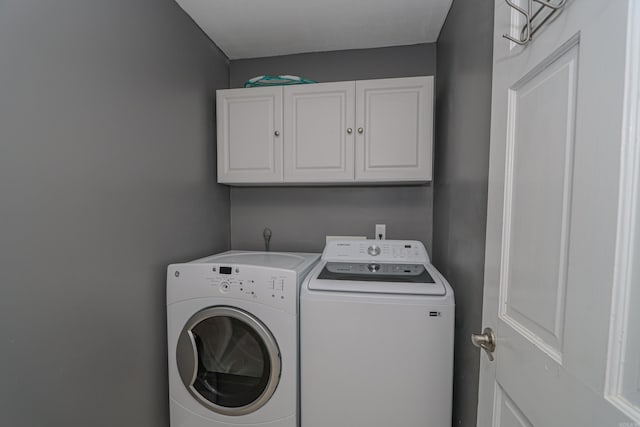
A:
[284,82,355,182]
[216,76,433,185]
[217,86,283,184]
[356,76,433,182]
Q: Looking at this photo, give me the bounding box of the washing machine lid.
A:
[309,262,446,296]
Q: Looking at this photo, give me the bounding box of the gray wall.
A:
[0,1,229,426]
[229,44,436,253]
[433,1,494,426]
[230,44,436,88]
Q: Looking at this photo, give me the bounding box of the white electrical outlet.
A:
[375,224,386,240]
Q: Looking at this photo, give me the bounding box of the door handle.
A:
[471,327,496,361]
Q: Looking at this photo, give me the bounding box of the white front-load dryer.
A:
[167,251,319,427]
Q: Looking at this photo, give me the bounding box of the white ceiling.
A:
[175,0,453,59]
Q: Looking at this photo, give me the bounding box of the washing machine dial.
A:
[219,281,231,293]
[368,263,381,272]
[367,245,381,256]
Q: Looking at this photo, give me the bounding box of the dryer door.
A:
[176,306,281,416]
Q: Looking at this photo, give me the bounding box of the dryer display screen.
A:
[219,266,232,274]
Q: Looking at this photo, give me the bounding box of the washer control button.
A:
[367,245,381,256]
[368,263,380,272]
[219,281,230,293]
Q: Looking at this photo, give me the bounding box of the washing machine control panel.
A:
[323,239,429,263]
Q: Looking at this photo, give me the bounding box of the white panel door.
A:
[283,82,355,182]
[477,1,640,426]
[355,76,433,182]
[216,86,283,184]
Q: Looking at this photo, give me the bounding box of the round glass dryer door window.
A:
[176,306,281,415]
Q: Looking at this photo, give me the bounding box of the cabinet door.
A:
[355,76,433,182]
[283,82,355,182]
[216,87,283,184]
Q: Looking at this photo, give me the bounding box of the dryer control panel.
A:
[167,264,298,314]
[212,264,292,300]
[323,240,429,263]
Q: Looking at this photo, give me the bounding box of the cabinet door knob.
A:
[357,127,364,134]
[347,128,353,134]
[274,130,280,137]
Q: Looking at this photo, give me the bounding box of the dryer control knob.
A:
[219,281,231,293]
[367,245,381,256]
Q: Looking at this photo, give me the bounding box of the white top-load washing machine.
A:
[167,251,319,427]
[300,240,454,427]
